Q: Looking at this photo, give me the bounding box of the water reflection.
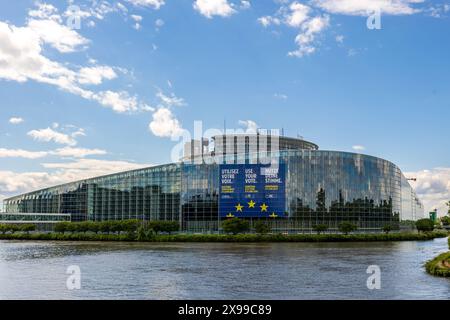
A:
[0,239,449,300]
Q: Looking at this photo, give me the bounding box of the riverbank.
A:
[425,237,450,278]
[0,231,447,243]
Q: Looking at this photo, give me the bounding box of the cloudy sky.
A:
[0,0,449,215]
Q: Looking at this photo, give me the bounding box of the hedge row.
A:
[53,220,179,234]
[0,230,447,243]
[0,223,36,234]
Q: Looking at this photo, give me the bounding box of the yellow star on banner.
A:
[260,203,268,212]
[248,200,256,208]
[235,203,244,212]
[269,212,278,218]
[226,213,235,218]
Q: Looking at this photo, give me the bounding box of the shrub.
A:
[8,224,20,234]
[254,221,271,234]
[121,219,141,233]
[416,218,434,233]
[147,220,179,234]
[221,218,250,235]
[54,222,70,233]
[312,224,328,235]
[0,224,9,234]
[338,222,357,235]
[382,224,392,234]
[99,221,112,234]
[20,224,36,234]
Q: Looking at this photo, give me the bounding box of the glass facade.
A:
[4,150,424,232]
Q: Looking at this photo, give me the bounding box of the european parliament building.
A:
[3,134,424,232]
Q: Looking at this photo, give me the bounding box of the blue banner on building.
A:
[219,163,286,218]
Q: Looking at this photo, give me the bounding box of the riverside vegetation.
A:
[0,218,448,243]
[425,236,450,278]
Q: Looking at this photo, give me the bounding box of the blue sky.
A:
[0,0,449,214]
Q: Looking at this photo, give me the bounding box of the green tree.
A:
[416,218,434,233]
[338,222,357,235]
[312,224,328,235]
[382,224,392,234]
[254,221,271,234]
[222,218,250,235]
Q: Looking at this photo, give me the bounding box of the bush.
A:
[312,224,328,235]
[0,224,9,234]
[148,220,179,234]
[20,224,36,234]
[383,224,393,234]
[99,221,112,234]
[254,221,271,234]
[54,222,70,233]
[338,222,357,235]
[416,218,434,233]
[221,218,250,235]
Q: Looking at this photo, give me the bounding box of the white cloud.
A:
[92,90,138,113]
[406,168,450,217]
[0,146,107,160]
[352,145,366,151]
[27,127,77,146]
[26,18,89,53]
[28,3,61,21]
[289,15,330,57]
[156,90,186,107]
[258,16,281,27]
[155,18,165,29]
[77,66,117,85]
[313,0,424,16]
[0,4,147,114]
[131,14,143,22]
[238,120,258,134]
[51,147,107,158]
[336,34,344,43]
[286,2,311,27]
[240,1,251,10]
[149,108,184,138]
[0,148,48,159]
[9,117,24,124]
[0,159,151,194]
[126,0,165,9]
[273,93,288,100]
[193,0,236,18]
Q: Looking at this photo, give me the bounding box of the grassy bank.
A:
[425,237,450,278]
[426,251,450,277]
[0,231,447,243]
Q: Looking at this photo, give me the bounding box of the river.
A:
[0,237,449,299]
